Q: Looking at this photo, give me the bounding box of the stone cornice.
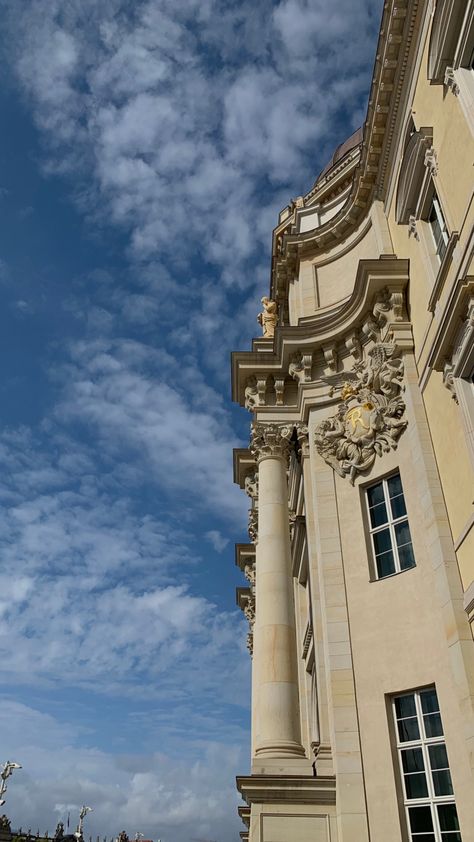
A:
[236,774,336,806]
[270,0,423,302]
[232,258,409,408]
[233,448,256,487]
[235,543,256,573]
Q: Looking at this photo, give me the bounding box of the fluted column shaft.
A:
[251,423,305,760]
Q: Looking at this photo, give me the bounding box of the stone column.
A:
[250,422,306,766]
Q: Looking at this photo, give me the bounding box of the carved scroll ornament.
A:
[250,422,293,462]
[314,343,407,484]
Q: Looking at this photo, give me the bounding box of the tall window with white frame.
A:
[428,193,449,263]
[366,472,415,579]
[393,687,461,841]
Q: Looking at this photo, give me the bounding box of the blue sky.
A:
[0,1,380,840]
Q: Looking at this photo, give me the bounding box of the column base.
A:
[255,738,306,758]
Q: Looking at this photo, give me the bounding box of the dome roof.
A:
[316,126,363,183]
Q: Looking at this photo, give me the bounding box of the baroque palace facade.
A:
[232,1,474,840]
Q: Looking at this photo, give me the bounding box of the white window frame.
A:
[365,472,415,580]
[428,195,449,263]
[392,687,461,842]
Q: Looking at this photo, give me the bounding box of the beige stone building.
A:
[231,1,474,840]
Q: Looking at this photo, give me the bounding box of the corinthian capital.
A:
[250,422,293,462]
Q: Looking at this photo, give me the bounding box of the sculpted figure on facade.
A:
[257,297,278,339]
[314,343,407,484]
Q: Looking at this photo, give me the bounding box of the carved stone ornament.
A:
[314,343,407,485]
[424,145,439,177]
[289,351,313,383]
[250,422,293,463]
[248,507,258,543]
[408,214,419,240]
[244,376,259,411]
[444,66,460,96]
[296,423,309,458]
[442,361,458,403]
[257,297,278,339]
[244,469,258,502]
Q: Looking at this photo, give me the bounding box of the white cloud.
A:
[205,530,229,553]
[6,0,381,284]
[0,701,247,842]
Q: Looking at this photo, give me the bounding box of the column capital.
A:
[250,422,293,463]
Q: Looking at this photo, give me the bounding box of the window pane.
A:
[428,744,448,770]
[409,806,434,832]
[402,748,425,773]
[397,716,420,742]
[388,473,403,498]
[395,694,416,718]
[395,520,412,547]
[437,804,460,832]
[398,541,416,570]
[369,500,388,528]
[405,772,429,799]
[420,688,439,714]
[390,493,407,519]
[367,482,384,507]
[424,713,443,738]
[441,834,461,842]
[376,550,395,578]
[412,836,436,842]
[374,528,392,554]
[432,769,453,796]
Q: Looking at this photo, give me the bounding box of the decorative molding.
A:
[395,127,433,224]
[289,351,313,383]
[302,623,313,659]
[442,361,458,402]
[248,507,258,544]
[428,231,459,313]
[314,343,407,484]
[296,424,310,459]
[270,0,424,300]
[274,377,285,406]
[250,422,293,463]
[424,145,439,177]
[232,258,410,407]
[441,295,474,401]
[428,0,465,85]
[408,214,419,239]
[322,342,338,376]
[444,66,460,96]
[244,469,258,502]
[236,774,336,806]
[237,586,255,657]
[345,331,362,361]
[244,375,269,412]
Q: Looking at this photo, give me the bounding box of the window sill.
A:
[428,231,459,313]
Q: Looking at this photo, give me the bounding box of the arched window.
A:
[428,0,466,84]
[395,126,433,225]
